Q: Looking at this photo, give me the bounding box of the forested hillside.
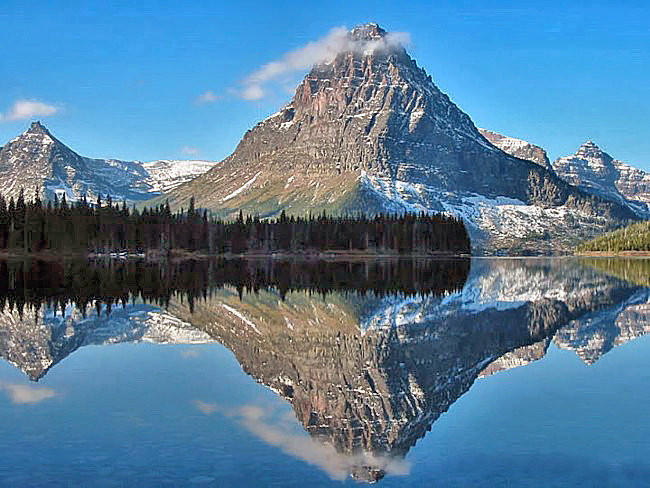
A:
[577,221,650,253]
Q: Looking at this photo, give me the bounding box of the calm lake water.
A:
[0,257,649,486]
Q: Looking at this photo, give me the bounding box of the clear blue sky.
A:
[1,0,648,170]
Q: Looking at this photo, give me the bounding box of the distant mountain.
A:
[478,129,552,170]
[0,121,215,203]
[553,141,650,217]
[554,288,650,364]
[161,23,634,254]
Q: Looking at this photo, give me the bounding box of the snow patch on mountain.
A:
[222,171,262,202]
[359,170,605,252]
[142,160,216,193]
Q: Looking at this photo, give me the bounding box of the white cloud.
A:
[0,99,60,122]
[195,90,222,104]
[0,382,57,405]
[238,25,411,101]
[181,146,200,156]
[241,85,265,101]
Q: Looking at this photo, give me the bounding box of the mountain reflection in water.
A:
[0,257,649,483]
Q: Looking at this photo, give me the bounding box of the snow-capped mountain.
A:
[0,121,215,203]
[552,141,650,218]
[478,128,553,170]
[161,23,635,254]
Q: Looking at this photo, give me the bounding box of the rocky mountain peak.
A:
[576,140,608,161]
[349,23,386,41]
[0,123,215,203]
[552,141,650,217]
[25,120,52,137]
[28,120,46,131]
[162,25,636,254]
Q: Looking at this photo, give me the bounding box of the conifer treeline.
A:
[0,191,470,255]
[577,221,650,253]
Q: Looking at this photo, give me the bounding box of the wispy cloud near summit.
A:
[0,99,60,122]
[238,25,410,101]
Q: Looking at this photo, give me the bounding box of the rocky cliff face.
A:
[478,129,552,170]
[552,141,650,217]
[162,23,635,254]
[0,121,214,203]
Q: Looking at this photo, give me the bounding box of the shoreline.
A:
[3,250,650,260]
[0,250,471,261]
[575,251,650,257]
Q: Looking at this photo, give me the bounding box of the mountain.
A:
[160,23,635,254]
[554,288,650,364]
[478,129,552,170]
[552,141,650,217]
[0,121,215,203]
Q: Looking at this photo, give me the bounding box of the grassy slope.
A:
[150,170,398,220]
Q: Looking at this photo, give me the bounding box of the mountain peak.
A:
[580,140,599,150]
[349,23,386,41]
[576,140,608,161]
[25,120,51,137]
[163,25,636,254]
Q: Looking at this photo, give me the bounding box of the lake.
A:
[0,257,648,486]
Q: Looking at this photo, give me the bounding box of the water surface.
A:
[0,257,649,486]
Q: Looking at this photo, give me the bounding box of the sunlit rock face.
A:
[161,24,634,254]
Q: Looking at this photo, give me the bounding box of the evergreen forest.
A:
[0,191,471,255]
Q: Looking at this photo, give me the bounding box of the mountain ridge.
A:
[478,128,552,170]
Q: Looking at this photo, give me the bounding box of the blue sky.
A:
[1,0,648,170]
